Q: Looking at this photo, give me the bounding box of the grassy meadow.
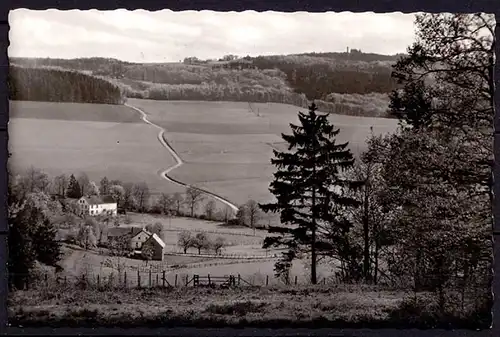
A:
[8,101,183,196]
[127,98,399,216]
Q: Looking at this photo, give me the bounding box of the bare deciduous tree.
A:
[77,172,91,197]
[212,236,227,255]
[177,230,194,253]
[204,200,216,220]
[185,187,204,217]
[245,199,261,235]
[156,193,174,215]
[53,174,68,197]
[133,182,150,213]
[173,192,184,216]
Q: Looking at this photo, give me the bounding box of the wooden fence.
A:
[12,270,338,291]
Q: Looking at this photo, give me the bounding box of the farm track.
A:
[124,102,239,214]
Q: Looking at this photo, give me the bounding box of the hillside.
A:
[8,65,125,105]
[9,51,400,117]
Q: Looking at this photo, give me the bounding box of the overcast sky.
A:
[9,9,417,63]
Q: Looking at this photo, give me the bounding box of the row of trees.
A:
[10,166,237,222]
[177,231,228,255]
[260,13,493,321]
[8,65,125,104]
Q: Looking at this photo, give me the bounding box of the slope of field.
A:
[8,101,181,195]
[127,99,399,220]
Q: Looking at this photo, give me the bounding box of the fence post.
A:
[137,270,141,288]
[185,275,188,286]
[175,274,178,287]
[238,274,241,286]
[124,271,127,287]
[44,273,48,287]
[163,271,166,287]
[266,275,269,286]
[156,273,159,287]
[208,274,211,285]
[295,275,298,285]
[149,270,152,287]
[323,278,326,285]
[97,274,100,288]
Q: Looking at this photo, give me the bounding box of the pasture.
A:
[127,98,399,220]
[8,101,182,196]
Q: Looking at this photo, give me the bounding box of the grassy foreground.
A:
[8,284,489,329]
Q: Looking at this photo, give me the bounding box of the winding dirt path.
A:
[124,102,239,215]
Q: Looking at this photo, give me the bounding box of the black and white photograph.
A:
[5,9,494,329]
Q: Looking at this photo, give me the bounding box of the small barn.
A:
[142,233,166,261]
[107,226,151,250]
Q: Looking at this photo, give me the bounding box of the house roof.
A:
[131,228,151,239]
[81,195,116,205]
[107,226,145,238]
[146,233,166,248]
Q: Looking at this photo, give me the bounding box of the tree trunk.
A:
[311,186,317,285]
[374,227,379,285]
[362,183,370,283]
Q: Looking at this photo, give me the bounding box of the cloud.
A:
[8,9,417,63]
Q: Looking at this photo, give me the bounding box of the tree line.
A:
[10,52,398,118]
[258,13,493,326]
[8,65,125,104]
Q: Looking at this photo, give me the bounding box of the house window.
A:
[90,210,94,215]
[136,242,139,248]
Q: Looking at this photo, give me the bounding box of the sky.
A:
[8,9,417,63]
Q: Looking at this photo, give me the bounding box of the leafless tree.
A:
[77,172,91,197]
[192,232,210,255]
[185,186,205,217]
[172,192,184,215]
[204,200,217,220]
[212,236,227,255]
[156,193,174,215]
[245,199,261,235]
[133,182,150,213]
[53,174,68,197]
[177,230,194,253]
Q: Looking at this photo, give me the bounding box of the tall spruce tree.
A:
[260,102,361,284]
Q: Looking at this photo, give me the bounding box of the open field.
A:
[8,101,182,196]
[9,99,399,221]
[127,99,399,218]
[57,213,330,283]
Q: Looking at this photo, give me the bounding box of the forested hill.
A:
[8,65,124,105]
[10,51,402,117]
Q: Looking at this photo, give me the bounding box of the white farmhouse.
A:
[78,195,117,217]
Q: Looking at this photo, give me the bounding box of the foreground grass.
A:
[8,284,489,329]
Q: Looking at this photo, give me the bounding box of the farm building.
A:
[107,226,166,261]
[107,226,152,250]
[78,195,117,217]
[141,233,166,261]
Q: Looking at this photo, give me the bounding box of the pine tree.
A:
[260,102,361,284]
[66,174,82,199]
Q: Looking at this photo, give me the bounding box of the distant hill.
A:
[9,50,401,117]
